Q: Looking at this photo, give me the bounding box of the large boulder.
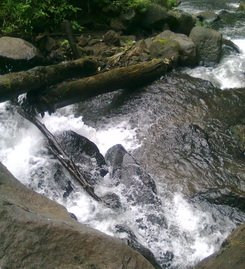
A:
[148,38,180,62]
[0,36,42,73]
[189,26,223,66]
[140,4,170,30]
[167,10,196,35]
[156,30,197,66]
[0,162,155,269]
[105,144,159,206]
[194,224,245,269]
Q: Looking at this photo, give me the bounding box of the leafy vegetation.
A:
[0,0,80,34]
[0,0,177,35]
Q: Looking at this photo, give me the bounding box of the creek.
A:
[0,1,244,268]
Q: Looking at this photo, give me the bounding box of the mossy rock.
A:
[149,38,179,62]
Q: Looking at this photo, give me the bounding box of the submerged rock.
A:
[0,162,154,269]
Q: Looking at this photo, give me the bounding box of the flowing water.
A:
[0,1,245,268]
[180,0,245,89]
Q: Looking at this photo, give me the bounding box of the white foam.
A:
[185,38,245,89]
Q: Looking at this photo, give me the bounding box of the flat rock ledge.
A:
[0,163,154,269]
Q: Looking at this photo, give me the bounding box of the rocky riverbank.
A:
[0,1,245,269]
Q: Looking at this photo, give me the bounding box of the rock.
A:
[168,10,196,35]
[78,35,89,47]
[0,36,42,73]
[141,3,170,30]
[194,224,245,269]
[103,30,120,46]
[238,1,245,11]
[110,18,127,31]
[196,188,245,212]
[0,162,155,269]
[148,37,179,62]
[105,144,160,205]
[189,26,223,66]
[156,30,197,66]
[223,38,240,53]
[115,225,162,269]
[230,124,245,153]
[56,130,108,179]
[196,11,220,23]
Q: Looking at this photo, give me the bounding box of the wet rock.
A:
[196,11,220,23]
[56,130,108,179]
[0,162,155,269]
[194,224,245,269]
[101,192,122,209]
[196,188,245,212]
[105,144,159,206]
[156,30,197,66]
[0,36,43,73]
[230,124,245,153]
[189,26,223,66]
[115,225,162,269]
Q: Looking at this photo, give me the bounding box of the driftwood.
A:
[0,58,97,102]
[31,58,172,112]
[17,106,102,202]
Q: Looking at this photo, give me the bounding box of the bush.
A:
[0,0,177,35]
[0,0,80,34]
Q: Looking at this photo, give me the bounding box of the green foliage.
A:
[0,0,177,35]
[0,0,80,34]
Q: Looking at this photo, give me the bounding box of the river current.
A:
[0,1,244,268]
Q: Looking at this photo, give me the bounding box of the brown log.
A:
[0,58,97,102]
[32,59,172,112]
[17,106,102,203]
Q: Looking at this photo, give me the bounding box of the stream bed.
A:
[0,1,244,268]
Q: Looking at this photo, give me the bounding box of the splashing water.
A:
[0,102,241,268]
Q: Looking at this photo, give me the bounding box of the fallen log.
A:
[17,105,102,203]
[0,58,97,102]
[30,58,172,112]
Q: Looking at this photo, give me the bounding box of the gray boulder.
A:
[157,30,197,66]
[0,162,154,269]
[148,38,179,62]
[105,144,160,206]
[189,26,223,66]
[196,11,220,23]
[0,36,42,72]
[168,10,196,35]
[141,4,170,30]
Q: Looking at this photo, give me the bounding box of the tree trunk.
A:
[31,59,172,112]
[0,58,97,102]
